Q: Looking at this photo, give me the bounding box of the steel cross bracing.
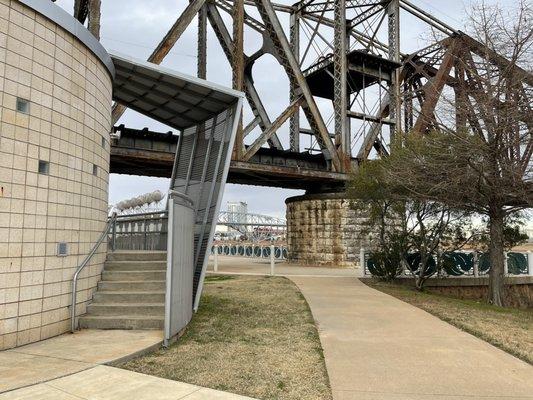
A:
[96,0,531,190]
[73,0,101,39]
[397,33,532,179]
[73,0,89,23]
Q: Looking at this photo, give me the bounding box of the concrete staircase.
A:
[79,251,167,330]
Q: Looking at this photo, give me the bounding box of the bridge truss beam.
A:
[96,0,531,186]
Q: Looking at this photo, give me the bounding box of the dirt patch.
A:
[366,281,533,364]
[119,275,332,400]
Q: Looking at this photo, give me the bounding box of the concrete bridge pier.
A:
[286,193,374,267]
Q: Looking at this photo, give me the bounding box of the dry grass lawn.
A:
[367,281,533,364]
[119,275,332,400]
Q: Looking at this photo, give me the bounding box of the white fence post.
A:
[504,252,509,275]
[270,244,275,276]
[528,251,533,276]
[359,247,365,277]
[214,245,218,272]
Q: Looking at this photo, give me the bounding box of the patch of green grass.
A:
[366,281,533,364]
[119,275,332,400]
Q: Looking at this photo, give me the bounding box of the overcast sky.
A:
[56,0,507,218]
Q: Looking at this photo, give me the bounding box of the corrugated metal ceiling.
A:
[110,52,242,130]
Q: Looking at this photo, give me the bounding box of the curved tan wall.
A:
[0,0,112,349]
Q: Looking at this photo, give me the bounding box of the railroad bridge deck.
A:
[110,126,350,190]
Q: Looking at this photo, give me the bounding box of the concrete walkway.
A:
[207,255,358,277]
[0,330,254,399]
[0,365,253,399]
[0,330,163,393]
[290,276,533,400]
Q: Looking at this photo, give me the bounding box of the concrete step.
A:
[92,291,165,303]
[78,250,168,331]
[86,303,165,316]
[78,315,164,330]
[107,251,166,262]
[102,270,166,281]
[97,280,166,292]
[104,261,167,271]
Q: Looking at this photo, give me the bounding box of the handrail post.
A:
[504,252,509,276]
[111,216,117,251]
[144,216,148,250]
[214,245,219,272]
[359,247,366,277]
[527,251,533,276]
[70,276,78,333]
[270,244,275,276]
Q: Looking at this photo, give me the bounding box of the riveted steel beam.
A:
[289,10,301,152]
[252,0,341,171]
[112,0,208,124]
[356,94,389,159]
[215,0,266,32]
[387,0,400,137]
[206,2,283,149]
[459,34,533,87]
[412,40,456,134]
[333,0,350,171]
[243,97,305,161]
[198,5,208,79]
[232,0,245,159]
[244,116,261,136]
[87,0,101,39]
[74,0,89,23]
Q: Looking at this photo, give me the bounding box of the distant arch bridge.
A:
[216,211,286,241]
[110,210,287,251]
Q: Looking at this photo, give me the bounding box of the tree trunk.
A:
[415,253,427,290]
[488,208,506,306]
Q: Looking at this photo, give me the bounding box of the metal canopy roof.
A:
[110,52,243,130]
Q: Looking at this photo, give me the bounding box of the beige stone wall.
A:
[0,0,112,349]
[286,194,375,266]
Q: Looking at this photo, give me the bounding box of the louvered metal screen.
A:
[169,104,242,311]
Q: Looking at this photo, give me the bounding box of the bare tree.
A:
[361,1,532,305]
[393,1,531,305]
[349,163,472,289]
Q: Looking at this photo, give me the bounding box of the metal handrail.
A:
[70,212,117,333]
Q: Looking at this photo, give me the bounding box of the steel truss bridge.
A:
[112,209,286,243]
[76,0,532,190]
[216,211,286,241]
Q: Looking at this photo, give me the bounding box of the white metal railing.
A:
[70,213,117,332]
[212,243,281,276]
[109,211,168,251]
[358,249,533,278]
[211,243,288,260]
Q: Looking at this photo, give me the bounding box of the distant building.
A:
[227,201,248,224]
[218,202,247,239]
